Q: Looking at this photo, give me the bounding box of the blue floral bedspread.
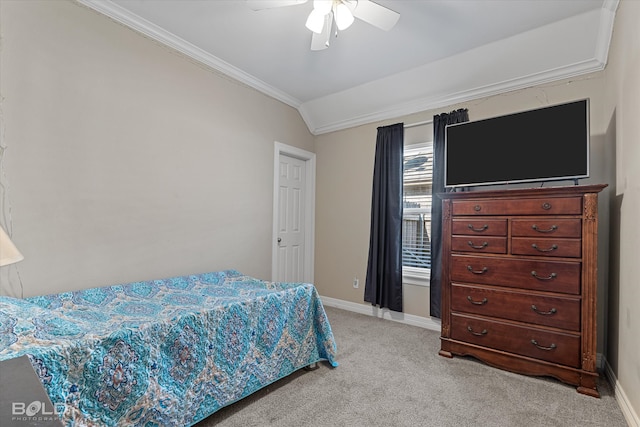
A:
[0,270,338,426]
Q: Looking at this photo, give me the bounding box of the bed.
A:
[0,269,338,426]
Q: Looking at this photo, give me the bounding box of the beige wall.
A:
[316,2,639,420]
[603,0,640,420]
[1,0,638,421]
[316,73,610,321]
[0,0,314,297]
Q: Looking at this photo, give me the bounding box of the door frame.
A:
[272,142,316,283]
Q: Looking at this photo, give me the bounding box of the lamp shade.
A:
[0,226,24,267]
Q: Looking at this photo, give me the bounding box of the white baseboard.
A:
[319,295,441,332]
[604,357,640,427]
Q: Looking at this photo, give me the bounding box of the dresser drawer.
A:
[452,197,582,216]
[451,313,581,367]
[451,284,581,331]
[512,219,581,238]
[451,255,581,294]
[512,237,581,258]
[452,219,507,236]
[451,236,507,254]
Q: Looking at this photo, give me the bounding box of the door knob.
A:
[277,237,282,243]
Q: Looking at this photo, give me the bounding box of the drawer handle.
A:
[467,265,488,274]
[531,339,557,351]
[541,202,552,210]
[531,224,558,233]
[474,205,482,212]
[531,271,557,281]
[468,241,489,250]
[531,305,557,316]
[467,296,488,305]
[531,243,558,253]
[467,224,489,232]
[467,326,487,336]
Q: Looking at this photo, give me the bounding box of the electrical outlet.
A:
[353,277,359,288]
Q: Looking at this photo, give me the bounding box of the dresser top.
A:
[438,184,607,200]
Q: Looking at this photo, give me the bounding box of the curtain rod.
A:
[404,119,433,129]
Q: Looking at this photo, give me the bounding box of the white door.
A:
[275,154,306,282]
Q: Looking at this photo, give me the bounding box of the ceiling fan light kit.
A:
[248,0,399,51]
[305,8,327,33]
[333,2,355,30]
[306,1,354,34]
[312,0,333,15]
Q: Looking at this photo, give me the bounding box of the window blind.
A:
[402,143,433,269]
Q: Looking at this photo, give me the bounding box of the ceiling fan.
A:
[246,0,400,50]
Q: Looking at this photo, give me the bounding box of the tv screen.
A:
[444,99,589,188]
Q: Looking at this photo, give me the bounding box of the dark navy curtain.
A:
[430,109,469,318]
[364,123,404,312]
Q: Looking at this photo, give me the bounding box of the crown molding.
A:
[594,0,620,65]
[75,0,302,109]
[75,0,617,137]
[305,57,606,135]
[303,7,613,135]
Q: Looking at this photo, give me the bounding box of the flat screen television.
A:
[444,99,589,188]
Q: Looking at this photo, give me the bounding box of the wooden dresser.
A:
[438,184,606,397]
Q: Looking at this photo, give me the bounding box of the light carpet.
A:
[196,306,627,427]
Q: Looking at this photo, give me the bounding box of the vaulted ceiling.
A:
[78,0,619,134]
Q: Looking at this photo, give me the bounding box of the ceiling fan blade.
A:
[310,12,332,50]
[246,0,307,11]
[349,0,399,31]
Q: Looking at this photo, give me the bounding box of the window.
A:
[402,141,433,285]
